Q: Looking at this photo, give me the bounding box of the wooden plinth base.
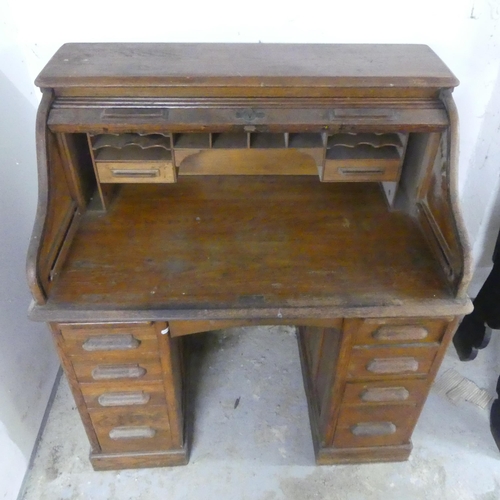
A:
[90,444,189,471]
[315,443,412,465]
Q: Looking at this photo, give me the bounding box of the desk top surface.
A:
[36,43,458,90]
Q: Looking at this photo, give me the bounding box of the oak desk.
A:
[28,43,472,470]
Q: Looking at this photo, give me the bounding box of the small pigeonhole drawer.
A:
[322,132,406,182]
[96,161,176,183]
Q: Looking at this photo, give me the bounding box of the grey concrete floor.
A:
[21,326,500,500]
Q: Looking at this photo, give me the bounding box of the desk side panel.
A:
[26,90,81,303]
[416,92,472,297]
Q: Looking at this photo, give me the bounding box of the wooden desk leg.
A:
[297,324,412,464]
[50,322,188,471]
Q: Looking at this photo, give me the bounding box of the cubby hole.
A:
[211,133,248,149]
[249,133,286,148]
[173,133,211,149]
[288,133,324,148]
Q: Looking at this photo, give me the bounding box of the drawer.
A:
[96,161,176,183]
[89,406,172,453]
[347,345,438,380]
[334,404,419,448]
[322,158,401,182]
[81,382,167,410]
[72,359,163,384]
[342,379,429,406]
[350,318,450,346]
[59,323,160,359]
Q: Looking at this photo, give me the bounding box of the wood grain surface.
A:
[36,44,458,91]
[46,176,453,313]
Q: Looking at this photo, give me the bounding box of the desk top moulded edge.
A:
[35,43,459,98]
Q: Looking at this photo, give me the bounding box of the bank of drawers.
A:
[59,322,172,454]
[333,317,451,449]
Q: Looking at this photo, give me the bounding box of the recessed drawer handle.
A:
[91,364,147,380]
[373,326,429,341]
[360,386,410,402]
[102,108,169,120]
[111,169,160,178]
[339,168,385,176]
[98,391,151,407]
[351,422,396,436]
[109,426,156,440]
[82,334,140,351]
[367,357,419,374]
[328,109,395,120]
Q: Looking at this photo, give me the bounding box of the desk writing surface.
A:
[46,177,452,313]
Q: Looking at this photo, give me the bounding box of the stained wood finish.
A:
[49,323,101,453]
[342,379,429,406]
[168,318,340,337]
[90,447,188,470]
[89,406,172,453]
[334,404,419,448]
[30,44,472,469]
[45,178,454,314]
[81,382,167,409]
[48,99,450,133]
[51,321,186,469]
[178,149,319,176]
[347,345,438,380]
[349,317,450,345]
[36,44,458,97]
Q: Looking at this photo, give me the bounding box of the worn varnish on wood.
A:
[28,44,471,470]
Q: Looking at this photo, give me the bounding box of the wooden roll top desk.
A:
[28,43,472,470]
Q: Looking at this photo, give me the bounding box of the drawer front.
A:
[96,161,176,183]
[342,379,429,406]
[89,406,172,453]
[350,318,450,346]
[322,159,401,182]
[73,359,163,384]
[347,345,438,380]
[60,323,160,360]
[81,382,167,410]
[334,405,419,448]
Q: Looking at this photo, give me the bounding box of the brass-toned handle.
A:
[367,357,419,374]
[98,391,151,407]
[339,168,385,176]
[82,334,140,351]
[111,169,160,178]
[373,325,429,342]
[351,422,396,436]
[109,426,156,440]
[360,386,410,403]
[91,364,147,380]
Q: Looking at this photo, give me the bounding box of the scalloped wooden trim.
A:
[440,90,472,297]
[26,90,54,304]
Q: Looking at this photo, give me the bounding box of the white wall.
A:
[1,0,499,497]
[0,39,59,500]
